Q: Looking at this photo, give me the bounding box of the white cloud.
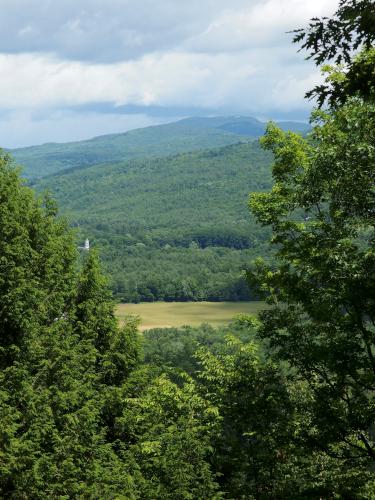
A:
[271,71,323,111]
[0,0,341,145]
[186,0,337,52]
[0,48,316,112]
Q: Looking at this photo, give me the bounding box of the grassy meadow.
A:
[116,301,266,331]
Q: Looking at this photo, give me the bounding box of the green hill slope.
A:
[11,122,247,180]
[34,141,273,302]
[11,116,307,180]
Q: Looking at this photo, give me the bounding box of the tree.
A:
[197,331,372,498]
[196,336,294,498]
[0,153,99,495]
[292,0,375,106]
[0,154,223,497]
[247,0,375,476]
[0,153,76,369]
[0,154,139,497]
[72,250,140,386]
[118,374,221,499]
[249,95,375,465]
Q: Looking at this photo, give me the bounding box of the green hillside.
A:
[34,140,273,302]
[11,121,247,179]
[11,115,308,179]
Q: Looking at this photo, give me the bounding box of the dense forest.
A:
[33,141,274,302]
[13,117,308,302]
[1,0,375,497]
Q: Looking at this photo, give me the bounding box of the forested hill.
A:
[11,115,309,179]
[34,140,273,302]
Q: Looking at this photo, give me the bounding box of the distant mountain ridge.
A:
[174,116,310,136]
[10,115,310,180]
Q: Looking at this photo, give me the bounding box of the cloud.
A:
[1,0,240,62]
[1,0,338,62]
[0,47,318,112]
[186,0,337,53]
[0,0,340,146]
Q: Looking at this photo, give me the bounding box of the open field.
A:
[116,301,266,331]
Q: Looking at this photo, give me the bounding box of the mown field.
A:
[116,301,266,331]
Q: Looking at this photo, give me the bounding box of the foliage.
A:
[292,0,375,106]
[1,145,374,497]
[196,336,293,498]
[5,0,375,491]
[26,120,309,302]
[143,323,373,497]
[0,152,110,496]
[249,97,375,469]
[142,322,254,377]
[117,374,221,499]
[316,48,375,108]
[33,141,273,301]
[0,156,220,497]
[11,119,247,179]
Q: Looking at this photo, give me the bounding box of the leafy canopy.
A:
[292,0,375,106]
[250,96,375,462]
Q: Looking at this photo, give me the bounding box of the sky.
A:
[1,0,338,148]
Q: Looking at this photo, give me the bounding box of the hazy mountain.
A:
[11,116,309,180]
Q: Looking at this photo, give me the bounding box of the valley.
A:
[2,0,374,495]
[116,300,266,331]
[33,140,273,301]
[15,115,307,302]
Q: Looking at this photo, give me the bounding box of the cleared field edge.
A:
[116,301,266,331]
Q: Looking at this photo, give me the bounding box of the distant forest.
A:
[33,140,274,302]
[9,115,309,303]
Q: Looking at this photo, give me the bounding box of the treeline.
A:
[147,227,254,250]
[89,224,257,250]
[106,245,264,302]
[12,117,252,179]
